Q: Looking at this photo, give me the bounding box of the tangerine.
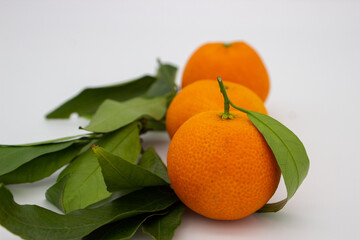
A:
[166,80,267,138]
[182,42,270,101]
[167,111,281,220]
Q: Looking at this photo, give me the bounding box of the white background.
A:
[1,0,360,239]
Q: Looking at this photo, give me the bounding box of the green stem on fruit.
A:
[217,77,249,120]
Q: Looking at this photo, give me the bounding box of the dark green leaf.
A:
[138,147,170,184]
[45,174,72,213]
[86,190,137,210]
[92,146,169,192]
[83,97,167,133]
[45,61,177,119]
[247,111,310,212]
[46,76,156,119]
[0,141,75,176]
[0,143,83,184]
[146,61,178,97]
[83,212,167,240]
[142,203,185,240]
[0,184,178,240]
[47,122,141,213]
[256,199,288,213]
[140,118,166,132]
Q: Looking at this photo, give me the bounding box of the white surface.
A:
[1,0,360,239]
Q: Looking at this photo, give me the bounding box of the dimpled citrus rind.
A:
[167,111,281,220]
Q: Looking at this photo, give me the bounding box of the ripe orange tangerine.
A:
[167,111,281,220]
[166,80,267,138]
[182,41,270,101]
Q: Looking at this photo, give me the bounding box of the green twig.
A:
[217,77,249,119]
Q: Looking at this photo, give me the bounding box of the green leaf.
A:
[45,61,178,119]
[247,111,310,212]
[47,122,141,213]
[142,203,185,240]
[0,184,178,240]
[256,199,288,213]
[46,76,156,119]
[86,190,137,210]
[0,143,84,184]
[140,118,167,132]
[146,61,178,97]
[0,141,75,176]
[138,147,170,184]
[49,148,111,213]
[0,134,93,147]
[83,212,167,240]
[45,174,72,213]
[84,97,167,133]
[92,146,169,192]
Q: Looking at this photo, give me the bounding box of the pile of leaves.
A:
[0,61,185,240]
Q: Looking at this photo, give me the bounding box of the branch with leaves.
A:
[0,62,309,240]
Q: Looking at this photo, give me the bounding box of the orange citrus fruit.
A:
[167,111,281,220]
[182,41,270,101]
[166,80,267,138]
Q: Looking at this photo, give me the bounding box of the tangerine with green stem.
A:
[167,78,281,220]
